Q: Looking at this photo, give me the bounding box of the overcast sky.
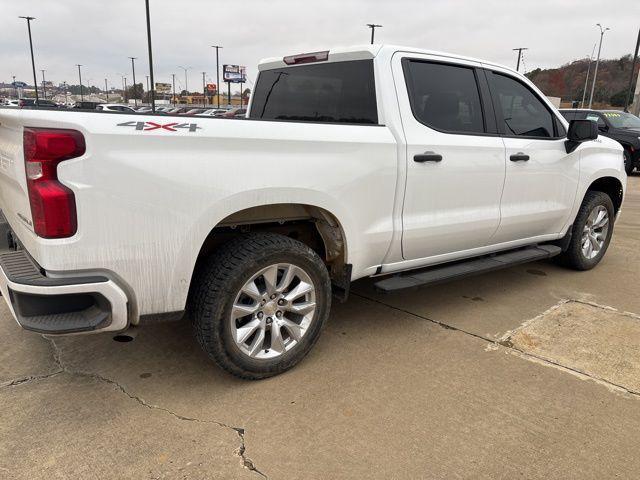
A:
[1,0,638,92]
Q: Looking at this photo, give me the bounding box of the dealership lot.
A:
[1,175,639,479]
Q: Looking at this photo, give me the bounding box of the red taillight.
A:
[23,128,85,238]
[283,50,329,65]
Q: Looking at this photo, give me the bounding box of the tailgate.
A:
[0,109,33,235]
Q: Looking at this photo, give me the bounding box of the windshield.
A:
[602,111,640,129]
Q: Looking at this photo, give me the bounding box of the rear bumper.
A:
[0,248,129,335]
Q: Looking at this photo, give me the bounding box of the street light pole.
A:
[129,57,138,107]
[145,75,149,103]
[171,73,176,105]
[18,16,39,102]
[581,44,596,108]
[12,75,17,98]
[105,78,109,101]
[124,77,128,102]
[588,23,610,109]
[512,47,528,72]
[366,24,382,44]
[202,71,206,107]
[212,45,222,108]
[144,0,156,113]
[177,66,190,95]
[76,64,83,102]
[40,69,46,99]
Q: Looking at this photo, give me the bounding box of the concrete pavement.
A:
[1,175,639,479]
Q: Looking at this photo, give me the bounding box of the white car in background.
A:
[96,104,137,113]
[195,108,228,116]
[3,100,20,108]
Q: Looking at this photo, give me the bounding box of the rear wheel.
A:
[555,191,615,271]
[190,233,331,379]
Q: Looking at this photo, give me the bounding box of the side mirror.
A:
[565,119,598,153]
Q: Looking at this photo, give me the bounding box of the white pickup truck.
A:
[0,45,626,379]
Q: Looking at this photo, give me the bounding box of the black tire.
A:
[555,191,615,271]
[189,233,331,380]
[624,150,634,176]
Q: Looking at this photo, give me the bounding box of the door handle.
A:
[414,152,443,163]
[510,153,530,162]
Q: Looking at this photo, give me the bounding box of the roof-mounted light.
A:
[283,51,329,65]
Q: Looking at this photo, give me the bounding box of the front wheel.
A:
[624,150,635,175]
[190,233,332,379]
[555,191,615,271]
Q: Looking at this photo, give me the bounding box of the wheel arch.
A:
[586,176,624,214]
[181,202,351,310]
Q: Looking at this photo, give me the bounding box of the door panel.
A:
[496,138,580,243]
[394,55,506,261]
[486,69,580,242]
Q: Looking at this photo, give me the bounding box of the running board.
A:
[374,245,562,293]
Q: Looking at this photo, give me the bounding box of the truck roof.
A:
[258,44,514,73]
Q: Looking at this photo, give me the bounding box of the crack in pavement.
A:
[0,370,63,388]
[352,292,640,400]
[7,335,267,479]
[1,337,65,388]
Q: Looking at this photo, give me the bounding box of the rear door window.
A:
[403,60,486,134]
[249,60,378,124]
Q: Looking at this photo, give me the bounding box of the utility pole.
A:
[211,45,222,108]
[19,16,39,102]
[144,0,156,112]
[171,73,176,105]
[581,44,596,108]
[513,47,528,72]
[129,57,138,107]
[588,23,610,109]
[145,75,149,103]
[623,28,640,112]
[105,78,109,101]
[40,69,46,99]
[202,71,206,107]
[12,75,17,98]
[63,81,67,105]
[124,77,128,102]
[76,64,83,102]
[366,24,382,44]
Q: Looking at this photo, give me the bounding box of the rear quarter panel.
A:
[1,109,398,317]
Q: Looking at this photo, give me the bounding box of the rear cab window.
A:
[249,60,378,124]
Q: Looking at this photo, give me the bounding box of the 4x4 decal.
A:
[117,121,201,132]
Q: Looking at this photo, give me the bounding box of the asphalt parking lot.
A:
[1,175,639,479]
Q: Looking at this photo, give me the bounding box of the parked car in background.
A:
[72,101,103,110]
[3,100,20,108]
[180,108,207,115]
[135,106,153,113]
[222,107,247,118]
[96,104,137,113]
[18,98,59,109]
[560,109,640,174]
[195,108,227,116]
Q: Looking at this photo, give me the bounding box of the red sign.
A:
[206,83,217,92]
